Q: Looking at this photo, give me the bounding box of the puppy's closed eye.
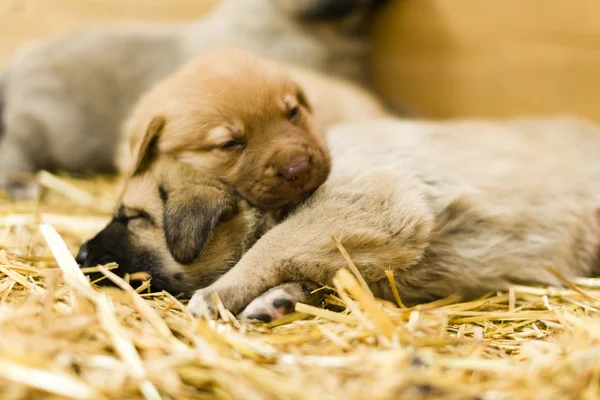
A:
[114,206,152,225]
[219,140,246,151]
[207,126,247,152]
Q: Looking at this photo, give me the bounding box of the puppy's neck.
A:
[274,189,319,222]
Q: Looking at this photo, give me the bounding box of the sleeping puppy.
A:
[118,47,386,209]
[77,116,322,312]
[80,116,600,323]
[188,117,600,320]
[0,0,387,199]
[78,117,275,292]
[78,46,384,311]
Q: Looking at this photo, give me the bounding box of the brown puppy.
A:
[117,47,386,209]
[77,47,386,305]
[0,0,388,200]
[78,117,278,292]
[78,118,323,310]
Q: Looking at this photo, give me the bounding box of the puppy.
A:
[118,47,389,209]
[0,0,387,199]
[77,117,277,293]
[186,117,600,320]
[77,116,323,312]
[78,46,384,309]
[79,116,600,322]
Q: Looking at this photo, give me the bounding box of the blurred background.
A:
[1,0,599,122]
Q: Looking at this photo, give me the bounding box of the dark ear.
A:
[295,83,312,112]
[293,0,360,20]
[130,116,165,176]
[161,185,235,265]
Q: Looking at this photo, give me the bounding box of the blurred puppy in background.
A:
[0,0,387,199]
[120,47,340,210]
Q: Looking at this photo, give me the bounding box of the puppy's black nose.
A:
[75,241,89,266]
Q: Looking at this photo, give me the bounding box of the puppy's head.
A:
[79,117,276,295]
[126,47,331,210]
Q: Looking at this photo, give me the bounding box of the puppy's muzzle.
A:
[76,220,182,294]
[76,221,130,269]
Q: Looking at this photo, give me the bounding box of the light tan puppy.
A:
[78,117,279,292]
[78,117,321,312]
[118,47,387,209]
[188,117,600,319]
[80,116,600,322]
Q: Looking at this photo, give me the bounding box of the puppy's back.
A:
[324,117,600,285]
[328,117,600,198]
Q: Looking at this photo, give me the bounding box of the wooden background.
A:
[1,0,600,123]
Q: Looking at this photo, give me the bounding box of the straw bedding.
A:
[1,172,600,400]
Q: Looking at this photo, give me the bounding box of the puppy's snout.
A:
[280,159,311,187]
[76,241,90,265]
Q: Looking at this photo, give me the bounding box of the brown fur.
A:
[117,47,387,209]
[78,124,277,295]
[78,47,387,300]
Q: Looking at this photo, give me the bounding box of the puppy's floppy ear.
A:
[295,83,312,112]
[161,181,236,265]
[130,116,166,176]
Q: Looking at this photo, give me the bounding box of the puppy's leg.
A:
[237,281,322,323]
[188,176,434,316]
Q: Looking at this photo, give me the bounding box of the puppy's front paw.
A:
[187,289,218,319]
[187,285,247,319]
[238,281,323,323]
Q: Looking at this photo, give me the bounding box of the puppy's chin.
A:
[242,161,331,210]
[244,195,297,211]
[240,184,319,215]
[241,186,309,210]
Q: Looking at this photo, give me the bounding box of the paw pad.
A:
[246,313,273,323]
[273,298,295,313]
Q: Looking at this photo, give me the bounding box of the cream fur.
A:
[189,117,600,315]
